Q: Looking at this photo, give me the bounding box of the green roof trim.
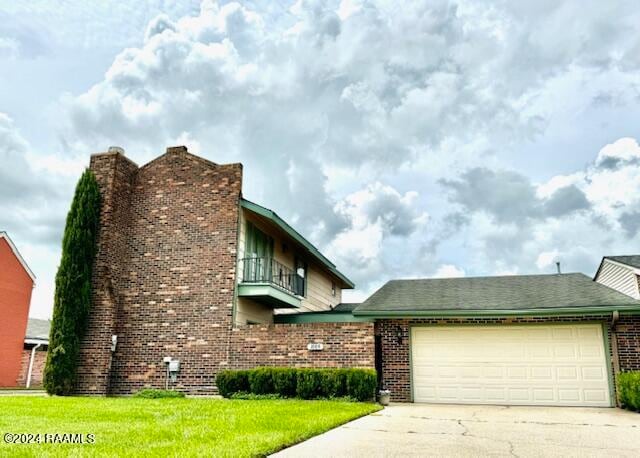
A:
[237,283,301,308]
[353,305,640,318]
[354,273,640,316]
[274,312,373,323]
[240,199,354,288]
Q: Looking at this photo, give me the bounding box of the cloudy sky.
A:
[2,0,640,319]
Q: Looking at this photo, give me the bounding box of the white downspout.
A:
[26,343,43,388]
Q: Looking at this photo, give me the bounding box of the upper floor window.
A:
[243,223,274,282]
[246,222,273,258]
[331,281,336,297]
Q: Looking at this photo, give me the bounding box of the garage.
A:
[411,324,612,407]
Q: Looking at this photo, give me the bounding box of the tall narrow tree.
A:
[44,169,101,395]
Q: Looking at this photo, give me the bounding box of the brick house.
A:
[76,146,373,395]
[0,231,36,387]
[76,146,640,407]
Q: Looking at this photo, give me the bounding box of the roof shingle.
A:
[354,273,640,314]
[605,255,640,270]
[25,318,50,341]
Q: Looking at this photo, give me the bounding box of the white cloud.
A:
[536,250,559,269]
[432,264,465,278]
[4,1,640,314]
[328,182,428,266]
[441,136,640,277]
[0,112,76,319]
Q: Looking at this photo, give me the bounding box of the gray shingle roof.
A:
[606,255,640,269]
[25,318,50,341]
[333,303,359,312]
[354,273,640,315]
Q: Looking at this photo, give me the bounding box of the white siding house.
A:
[594,256,640,299]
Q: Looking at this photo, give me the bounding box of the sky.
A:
[2,0,640,319]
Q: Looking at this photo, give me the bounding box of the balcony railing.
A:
[240,257,305,297]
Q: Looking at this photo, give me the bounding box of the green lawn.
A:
[0,397,381,457]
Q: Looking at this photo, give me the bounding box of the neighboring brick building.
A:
[18,318,50,388]
[0,232,36,387]
[75,146,640,407]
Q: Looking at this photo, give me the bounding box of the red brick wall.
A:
[0,237,33,387]
[616,314,640,371]
[75,151,138,394]
[17,346,47,387]
[228,322,375,370]
[377,315,640,402]
[76,147,242,395]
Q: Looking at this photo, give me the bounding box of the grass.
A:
[0,396,381,457]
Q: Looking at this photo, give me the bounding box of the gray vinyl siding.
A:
[595,259,640,299]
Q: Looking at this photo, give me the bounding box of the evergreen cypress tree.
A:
[44,169,101,395]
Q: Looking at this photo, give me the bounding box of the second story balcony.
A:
[237,257,304,308]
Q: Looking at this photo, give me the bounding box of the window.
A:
[246,222,273,258]
[244,223,274,282]
[294,257,307,297]
[331,281,336,297]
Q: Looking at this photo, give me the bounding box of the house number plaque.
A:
[307,343,324,351]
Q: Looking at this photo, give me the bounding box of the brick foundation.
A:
[228,322,375,370]
[377,315,640,402]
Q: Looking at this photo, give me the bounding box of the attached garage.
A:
[353,273,640,404]
[411,324,612,407]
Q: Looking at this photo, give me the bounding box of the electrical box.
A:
[168,359,180,383]
[168,360,180,373]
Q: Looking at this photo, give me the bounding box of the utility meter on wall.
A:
[168,359,180,383]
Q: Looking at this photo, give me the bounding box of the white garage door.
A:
[411,324,611,407]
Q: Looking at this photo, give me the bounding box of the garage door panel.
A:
[411,324,611,407]
[557,366,578,380]
[581,366,606,381]
[580,344,603,358]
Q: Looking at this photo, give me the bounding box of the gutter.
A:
[353,304,640,318]
[26,343,43,388]
[610,311,621,407]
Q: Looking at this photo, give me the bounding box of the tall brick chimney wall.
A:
[75,147,242,395]
[75,151,138,394]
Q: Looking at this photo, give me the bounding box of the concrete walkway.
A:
[273,404,640,457]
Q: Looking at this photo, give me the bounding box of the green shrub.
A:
[346,369,377,401]
[321,369,347,398]
[216,370,249,397]
[618,371,640,411]
[296,369,324,399]
[248,367,275,395]
[271,368,297,397]
[133,389,185,399]
[230,392,283,400]
[216,367,377,401]
[44,170,101,396]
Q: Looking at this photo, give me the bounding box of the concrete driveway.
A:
[273,404,640,457]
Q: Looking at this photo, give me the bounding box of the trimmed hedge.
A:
[216,368,377,401]
[618,371,640,411]
[272,368,297,397]
[133,389,185,399]
[216,370,250,398]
